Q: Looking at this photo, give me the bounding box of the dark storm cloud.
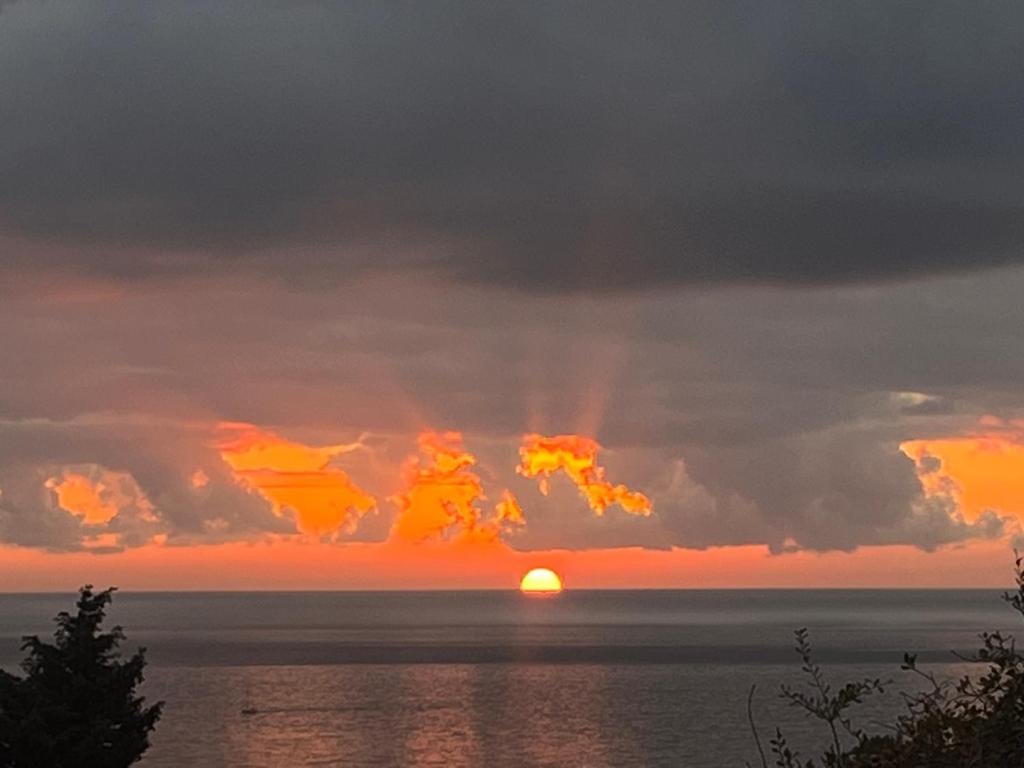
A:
[2,1,1024,289]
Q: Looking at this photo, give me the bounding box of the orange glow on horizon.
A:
[517,433,652,516]
[0,539,1017,591]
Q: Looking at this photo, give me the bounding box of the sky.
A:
[2,1,1024,589]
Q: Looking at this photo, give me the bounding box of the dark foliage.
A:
[750,555,1024,767]
[0,586,162,768]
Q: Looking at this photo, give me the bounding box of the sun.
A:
[519,567,563,594]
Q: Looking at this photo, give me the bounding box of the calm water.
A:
[0,590,1013,767]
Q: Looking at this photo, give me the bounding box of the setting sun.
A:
[519,567,563,594]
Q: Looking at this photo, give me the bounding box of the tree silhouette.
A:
[750,554,1024,767]
[0,586,162,768]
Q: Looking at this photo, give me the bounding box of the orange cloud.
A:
[217,422,375,537]
[517,433,652,516]
[45,467,157,527]
[902,425,1024,522]
[46,473,119,524]
[390,431,524,544]
[495,490,525,526]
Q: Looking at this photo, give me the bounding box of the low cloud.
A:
[516,434,652,516]
[216,422,376,538]
[0,417,292,552]
[1,264,1023,555]
[389,431,524,544]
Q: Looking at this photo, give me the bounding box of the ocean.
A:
[0,590,1013,767]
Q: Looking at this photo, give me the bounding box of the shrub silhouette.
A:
[750,554,1024,767]
[0,586,162,768]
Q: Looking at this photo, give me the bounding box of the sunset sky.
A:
[2,2,1024,589]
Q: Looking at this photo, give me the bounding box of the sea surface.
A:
[0,590,1015,767]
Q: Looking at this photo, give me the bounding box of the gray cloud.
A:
[0,418,294,551]
[2,1,1024,290]
[4,264,1021,553]
[667,428,1007,553]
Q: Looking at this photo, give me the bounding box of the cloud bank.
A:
[2,1,1023,290]
[1,260,1019,555]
